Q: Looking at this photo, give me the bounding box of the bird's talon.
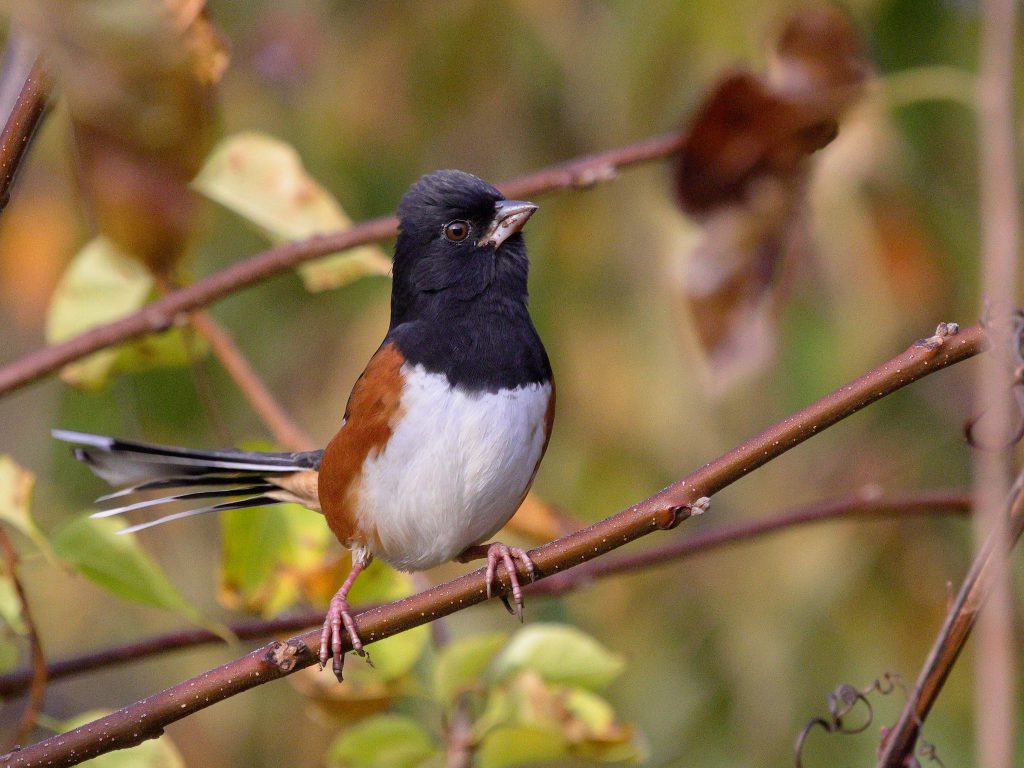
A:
[500,594,515,615]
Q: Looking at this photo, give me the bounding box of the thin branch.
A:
[529,488,971,596]
[0,42,47,214]
[0,609,325,699]
[876,473,1024,767]
[0,529,47,749]
[188,310,316,451]
[0,132,685,398]
[0,322,987,768]
[970,0,1020,765]
[0,489,970,699]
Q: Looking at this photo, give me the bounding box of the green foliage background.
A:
[0,0,1008,766]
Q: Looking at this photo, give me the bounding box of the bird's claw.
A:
[484,542,536,622]
[319,594,368,682]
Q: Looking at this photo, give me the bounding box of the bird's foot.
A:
[319,593,369,682]
[483,542,537,621]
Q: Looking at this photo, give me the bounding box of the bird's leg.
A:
[457,542,537,621]
[319,560,368,682]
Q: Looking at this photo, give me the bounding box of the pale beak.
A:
[478,200,538,248]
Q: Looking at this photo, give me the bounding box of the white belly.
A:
[357,364,551,571]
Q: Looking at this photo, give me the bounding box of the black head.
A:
[391,170,537,325]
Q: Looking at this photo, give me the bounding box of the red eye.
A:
[443,220,470,242]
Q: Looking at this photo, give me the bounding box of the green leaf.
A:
[343,562,429,683]
[0,639,19,674]
[0,456,56,561]
[61,710,185,768]
[477,725,568,768]
[219,501,333,616]
[53,517,214,632]
[0,574,26,635]
[326,714,437,768]
[44,236,198,390]
[492,624,625,691]
[193,132,391,292]
[434,632,507,704]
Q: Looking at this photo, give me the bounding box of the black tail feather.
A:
[54,429,323,533]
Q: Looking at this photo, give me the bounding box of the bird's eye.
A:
[443,220,470,242]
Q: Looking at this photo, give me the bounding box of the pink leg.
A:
[319,560,368,682]
[457,542,537,621]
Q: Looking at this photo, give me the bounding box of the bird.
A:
[54,169,555,680]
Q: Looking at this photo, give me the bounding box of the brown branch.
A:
[188,310,316,451]
[0,42,47,214]
[0,529,47,749]
[0,131,685,398]
[970,0,1021,765]
[529,488,972,596]
[0,322,987,768]
[0,488,970,700]
[876,474,1024,766]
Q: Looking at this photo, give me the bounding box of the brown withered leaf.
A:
[672,4,870,392]
[16,0,229,274]
[502,492,584,544]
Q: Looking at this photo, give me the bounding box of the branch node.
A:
[265,639,309,673]
[658,496,712,530]
[916,322,960,350]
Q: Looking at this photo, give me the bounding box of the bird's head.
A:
[391,170,537,320]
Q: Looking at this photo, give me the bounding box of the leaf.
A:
[344,562,429,683]
[61,709,185,768]
[493,624,625,692]
[52,517,214,632]
[501,493,579,543]
[0,456,55,560]
[0,575,27,636]
[193,132,392,292]
[476,725,568,768]
[44,237,199,390]
[670,6,870,393]
[433,631,507,705]
[219,501,333,616]
[0,639,19,674]
[326,714,437,768]
[15,0,227,271]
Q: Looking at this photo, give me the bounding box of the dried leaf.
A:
[15,0,228,272]
[0,456,55,561]
[193,132,392,292]
[671,4,870,392]
[501,493,579,544]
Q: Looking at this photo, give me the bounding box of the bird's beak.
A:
[478,200,538,248]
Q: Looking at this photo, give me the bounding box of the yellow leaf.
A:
[193,132,392,292]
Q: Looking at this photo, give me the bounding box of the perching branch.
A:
[0,132,685,398]
[0,488,971,699]
[0,322,986,768]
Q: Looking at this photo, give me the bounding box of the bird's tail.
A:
[53,430,323,534]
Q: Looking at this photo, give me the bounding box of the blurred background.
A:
[0,0,1008,766]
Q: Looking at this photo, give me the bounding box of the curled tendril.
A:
[965,308,1024,450]
[794,672,945,768]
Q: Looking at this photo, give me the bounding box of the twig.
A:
[0,609,326,699]
[0,132,685,398]
[0,529,47,749]
[188,310,316,451]
[0,322,987,768]
[0,42,47,214]
[969,0,1020,765]
[876,473,1024,767]
[0,489,971,699]
[529,488,971,596]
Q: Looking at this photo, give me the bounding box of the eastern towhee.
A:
[55,169,555,679]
